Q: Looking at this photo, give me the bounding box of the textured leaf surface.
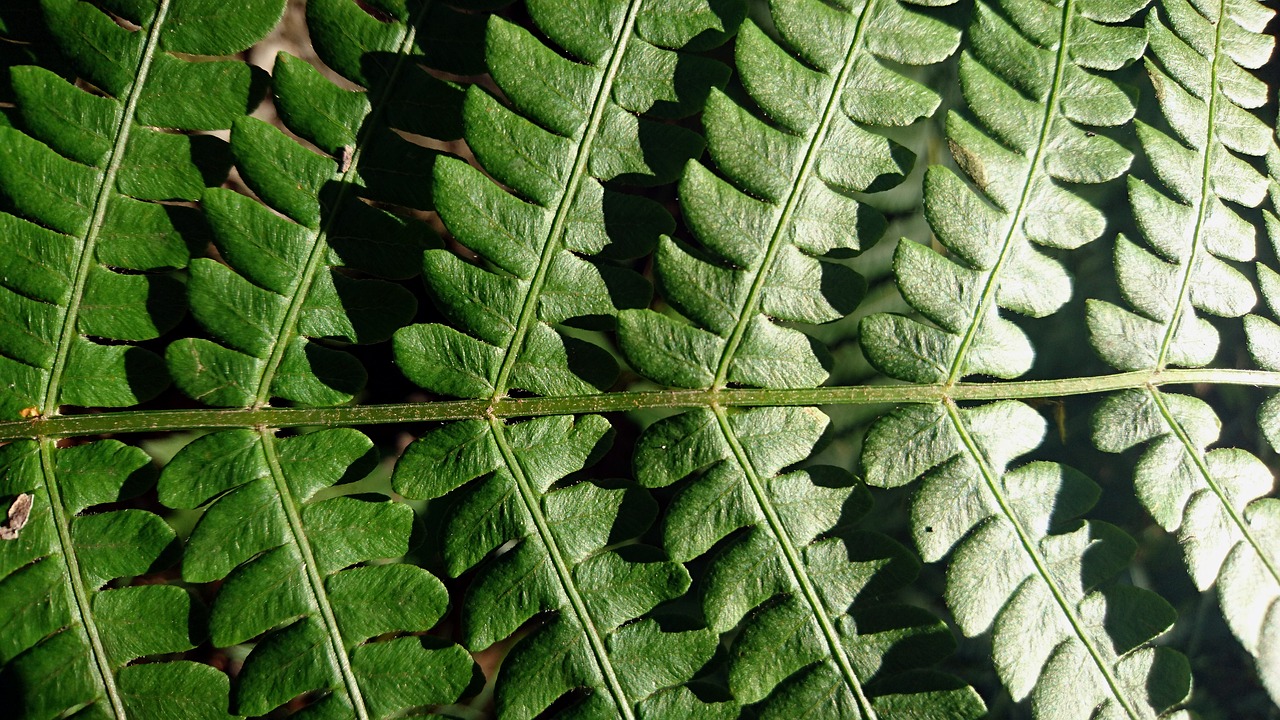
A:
[389,4,745,714]
[1086,0,1272,371]
[1084,0,1278,702]
[159,428,474,718]
[0,0,280,418]
[168,0,480,407]
[0,440,209,718]
[1092,390,1279,708]
[864,401,1192,717]
[620,0,962,389]
[861,0,1145,384]
[637,406,985,717]
[395,0,739,400]
[394,414,727,718]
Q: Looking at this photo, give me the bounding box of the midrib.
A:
[35,4,173,716]
[712,406,879,719]
[480,2,646,714]
[943,0,1076,387]
[39,439,127,718]
[704,2,889,712]
[40,0,171,416]
[1153,0,1225,370]
[710,0,878,389]
[260,431,371,718]
[251,8,429,407]
[489,418,637,720]
[1141,0,1280,638]
[944,401,1146,719]
[487,0,644,400]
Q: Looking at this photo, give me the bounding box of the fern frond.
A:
[1249,147,1280,452]
[0,0,282,418]
[1082,0,1278,701]
[0,440,222,717]
[613,1,985,713]
[635,405,986,717]
[0,3,284,716]
[158,428,475,718]
[619,0,960,389]
[864,400,1192,718]
[393,415,728,718]
[1093,389,1280,706]
[1167,140,1280,705]
[861,0,1146,384]
[394,0,737,399]
[168,0,480,408]
[387,4,744,715]
[1087,0,1273,371]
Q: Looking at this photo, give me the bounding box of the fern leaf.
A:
[393,414,729,718]
[168,0,478,408]
[0,0,281,418]
[860,0,1146,384]
[158,428,475,718]
[635,405,986,717]
[388,4,743,715]
[864,400,1192,718]
[0,440,227,718]
[393,0,739,398]
[1082,0,1278,700]
[1086,0,1272,371]
[614,0,985,713]
[1093,389,1280,706]
[1169,140,1280,705]
[619,0,961,389]
[1249,147,1280,452]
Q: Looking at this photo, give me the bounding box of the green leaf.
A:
[396,0,737,400]
[1094,388,1280,705]
[0,439,203,718]
[862,0,1144,384]
[1087,0,1271,372]
[622,0,962,390]
[637,406,985,717]
[393,414,730,718]
[864,400,1192,717]
[169,0,480,408]
[159,428,474,718]
[0,0,280,417]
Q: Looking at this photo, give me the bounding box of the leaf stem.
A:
[943,401,1142,719]
[38,438,127,719]
[944,0,1076,386]
[488,0,644,398]
[259,430,371,719]
[487,418,636,719]
[710,0,878,389]
[4,368,1276,440]
[711,405,878,719]
[41,0,172,415]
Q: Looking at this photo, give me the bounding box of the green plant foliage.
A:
[2,0,1280,717]
[1082,0,1279,705]
[865,401,1191,717]
[636,406,986,717]
[159,428,475,718]
[0,439,222,718]
[0,0,281,418]
[394,414,728,718]
[168,0,487,407]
